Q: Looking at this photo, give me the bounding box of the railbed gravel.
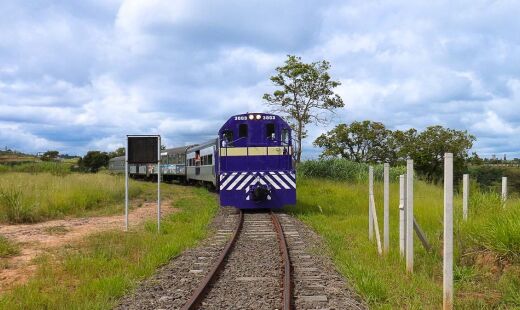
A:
[199,212,283,309]
[116,208,367,310]
[277,212,367,310]
[115,207,240,310]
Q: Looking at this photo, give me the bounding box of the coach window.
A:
[208,154,212,165]
[266,123,275,139]
[239,124,248,138]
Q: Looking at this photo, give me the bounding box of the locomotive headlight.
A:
[256,114,261,120]
[248,114,254,120]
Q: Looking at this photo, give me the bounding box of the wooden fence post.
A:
[463,174,469,221]
[384,163,389,254]
[406,160,414,273]
[444,153,454,310]
[399,174,406,257]
[369,166,374,240]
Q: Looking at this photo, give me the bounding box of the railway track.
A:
[116,207,366,309]
[182,210,292,309]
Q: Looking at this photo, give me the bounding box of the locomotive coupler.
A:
[248,183,271,202]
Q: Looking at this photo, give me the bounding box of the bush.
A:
[297,158,406,182]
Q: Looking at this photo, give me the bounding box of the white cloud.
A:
[1,0,520,158]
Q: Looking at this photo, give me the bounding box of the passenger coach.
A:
[218,113,296,209]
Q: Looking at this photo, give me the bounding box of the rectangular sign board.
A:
[128,136,159,164]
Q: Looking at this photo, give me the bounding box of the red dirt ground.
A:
[0,201,174,292]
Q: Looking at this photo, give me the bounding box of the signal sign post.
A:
[125,135,161,232]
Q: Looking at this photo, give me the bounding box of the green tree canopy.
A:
[409,125,475,182]
[108,147,125,158]
[41,150,59,161]
[79,151,109,172]
[314,121,475,182]
[263,55,344,163]
[314,121,393,163]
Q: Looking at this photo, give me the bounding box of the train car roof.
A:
[186,139,217,152]
[109,155,125,161]
[162,145,197,155]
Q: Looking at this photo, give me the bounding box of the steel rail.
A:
[181,210,244,310]
[271,211,293,310]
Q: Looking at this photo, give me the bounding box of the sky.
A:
[1,0,519,158]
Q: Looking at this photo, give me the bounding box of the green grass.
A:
[298,158,406,182]
[0,161,74,175]
[0,173,159,223]
[0,185,218,309]
[287,177,520,309]
[0,235,19,258]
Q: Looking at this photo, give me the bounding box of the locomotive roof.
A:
[218,113,289,132]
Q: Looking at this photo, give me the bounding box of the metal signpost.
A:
[125,135,161,232]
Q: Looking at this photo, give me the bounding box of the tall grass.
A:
[0,162,72,175]
[288,176,520,308]
[0,186,219,309]
[0,173,155,223]
[298,158,406,182]
[0,235,19,258]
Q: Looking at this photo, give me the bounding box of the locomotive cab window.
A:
[266,123,275,139]
[238,124,248,138]
[222,130,233,144]
[282,129,289,144]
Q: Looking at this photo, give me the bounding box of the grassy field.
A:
[0,185,219,309]
[287,177,520,309]
[0,236,19,258]
[0,173,159,223]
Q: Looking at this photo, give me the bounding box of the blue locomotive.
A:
[108,112,296,209]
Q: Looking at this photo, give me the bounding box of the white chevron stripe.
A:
[236,174,254,190]
[279,172,296,188]
[264,175,281,190]
[220,172,237,190]
[270,172,290,189]
[220,173,226,181]
[227,173,246,190]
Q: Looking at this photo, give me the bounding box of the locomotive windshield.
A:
[238,124,248,138]
[266,123,275,139]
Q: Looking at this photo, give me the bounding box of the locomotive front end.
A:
[218,113,296,209]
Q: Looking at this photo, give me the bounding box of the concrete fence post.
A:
[406,160,414,273]
[399,174,406,257]
[369,166,374,240]
[463,174,469,221]
[444,153,454,310]
[502,177,508,204]
[384,163,389,254]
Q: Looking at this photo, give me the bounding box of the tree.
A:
[263,55,344,163]
[80,151,109,172]
[314,121,394,163]
[314,121,475,182]
[41,150,59,161]
[108,147,125,158]
[406,126,475,182]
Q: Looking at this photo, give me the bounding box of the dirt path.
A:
[0,201,175,292]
